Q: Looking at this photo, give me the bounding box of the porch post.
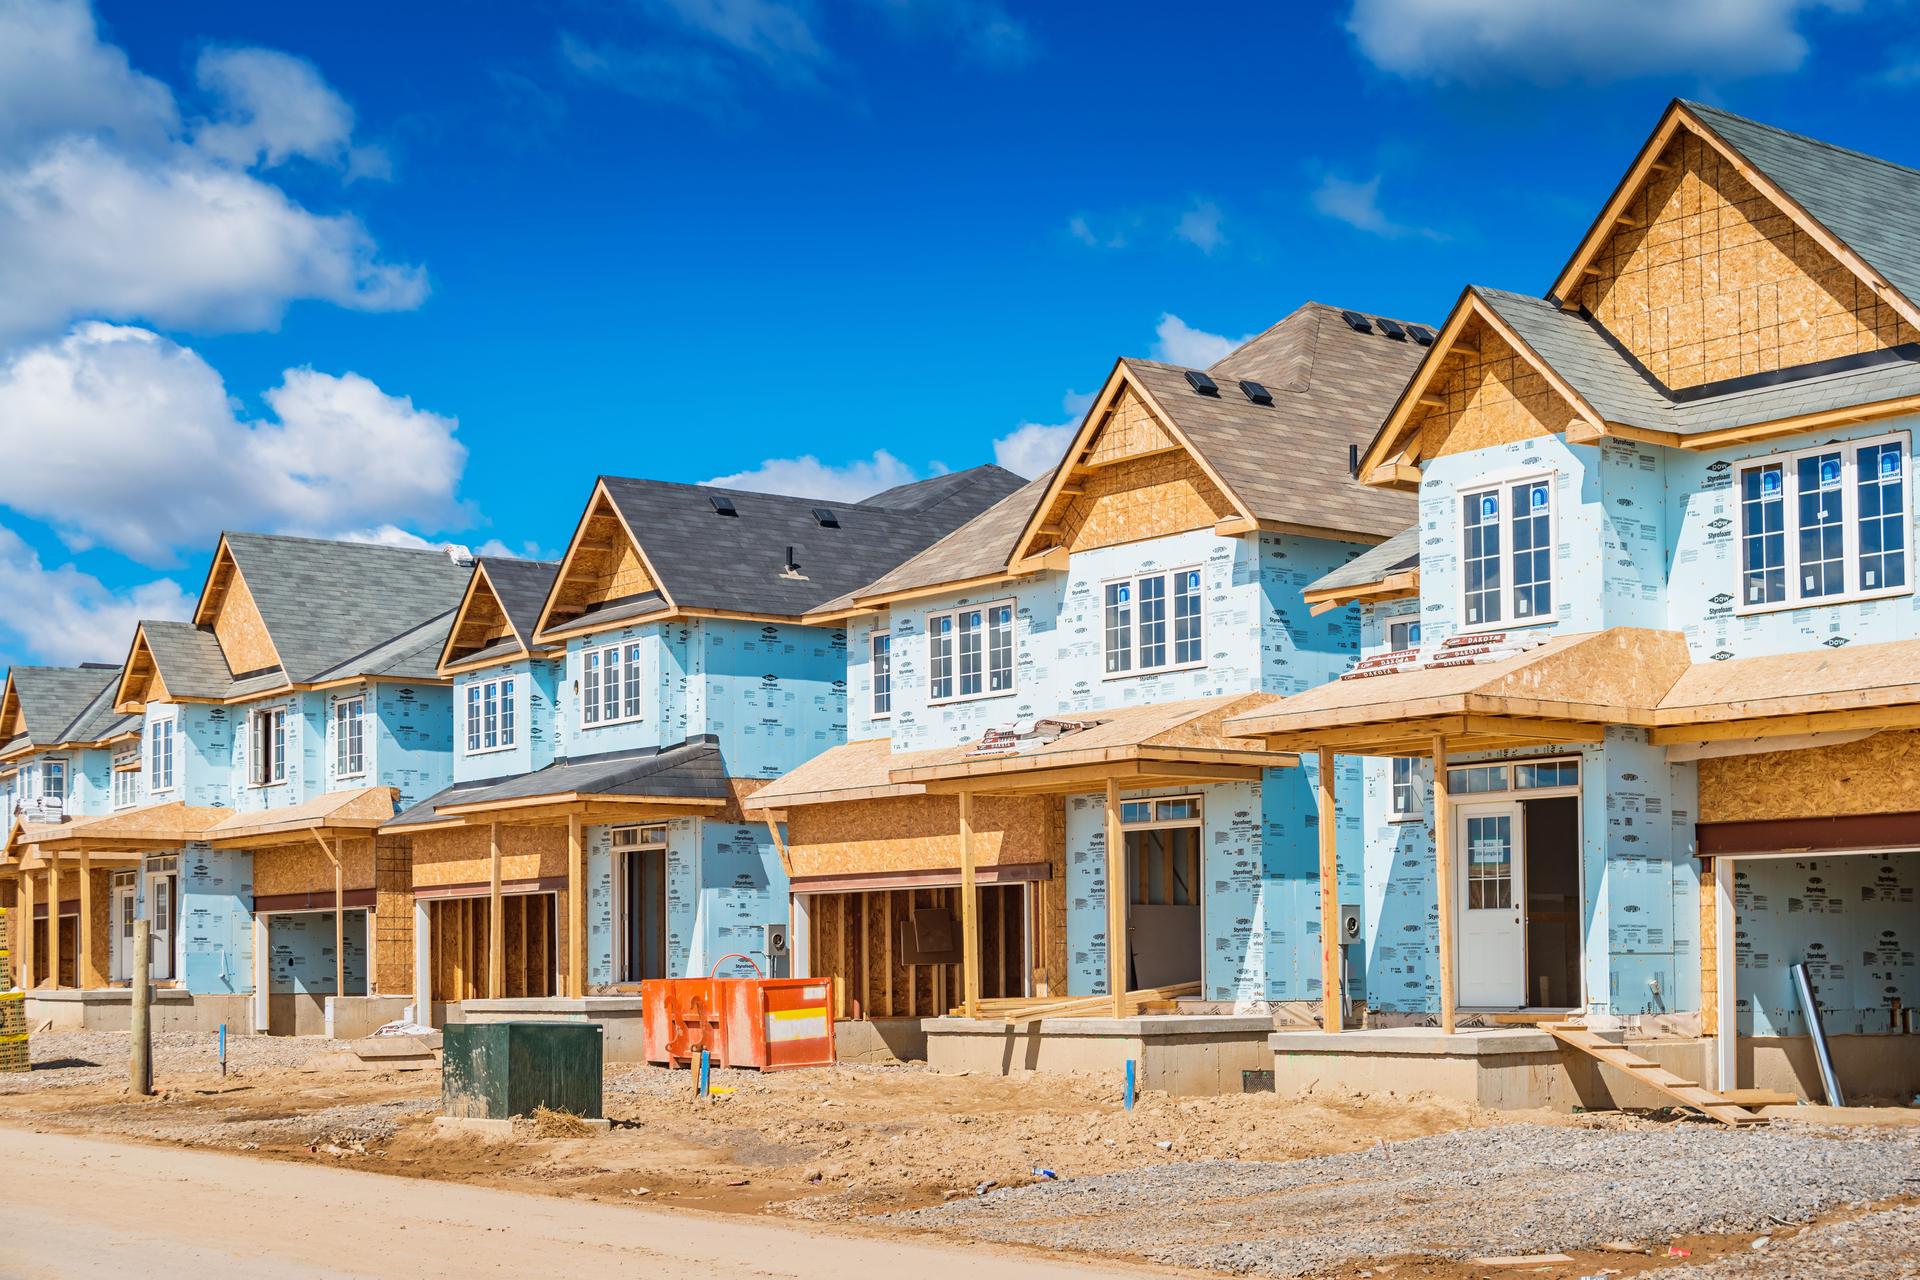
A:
[1431,734,1456,1036]
[412,898,432,1018]
[488,822,504,999]
[252,913,270,1032]
[566,813,584,997]
[958,790,979,1018]
[47,856,60,988]
[334,849,347,1001]
[78,847,98,990]
[1714,856,1737,1091]
[18,869,34,988]
[1317,748,1340,1033]
[1104,778,1126,1018]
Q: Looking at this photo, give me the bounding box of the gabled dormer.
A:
[439,557,564,781]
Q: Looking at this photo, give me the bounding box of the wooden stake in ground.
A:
[130,919,152,1096]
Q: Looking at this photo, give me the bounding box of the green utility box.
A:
[441,1021,605,1120]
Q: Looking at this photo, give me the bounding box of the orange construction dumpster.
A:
[641,971,835,1070]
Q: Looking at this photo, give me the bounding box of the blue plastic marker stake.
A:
[218,1024,227,1079]
[698,1048,711,1098]
[1124,1058,1136,1111]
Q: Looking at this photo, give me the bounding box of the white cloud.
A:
[856,0,1037,67]
[1152,314,1253,369]
[1309,171,1443,240]
[992,390,1093,479]
[0,0,422,344]
[1173,199,1226,254]
[0,323,469,564]
[703,449,922,502]
[1346,0,1857,85]
[0,523,191,665]
[653,0,827,77]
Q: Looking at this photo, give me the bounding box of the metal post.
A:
[130,918,152,1096]
[1791,962,1846,1106]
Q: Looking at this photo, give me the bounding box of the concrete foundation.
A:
[834,1017,927,1064]
[25,989,254,1035]
[454,997,649,1062]
[924,1014,1275,1096]
[1270,1027,1920,1111]
[264,994,414,1039]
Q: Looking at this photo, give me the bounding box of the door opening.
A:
[1122,796,1204,991]
[109,874,136,982]
[145,857,178,981]
[1455,801,1525,1007]
[1523,796,1581,1009]
[620,846,668,983]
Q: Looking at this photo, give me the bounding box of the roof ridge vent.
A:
[811,507,840,528]
[1375,318,1408,341]
[1339,310,1373,334]
[710,495,738,516]
[1184,370,1220,396]
[1239,379,1274,406]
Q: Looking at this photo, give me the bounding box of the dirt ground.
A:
[3,1030,1916,1278]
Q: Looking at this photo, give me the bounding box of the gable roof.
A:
[1,665,121,750]
[439,556,563,672]
[208,533,472,684]
[1304,525,1421,598]
[133,621,236,701]
[544,464,1025,633]
[480,557,561,646]
[59,672,141,745]
[809,476,1051,616]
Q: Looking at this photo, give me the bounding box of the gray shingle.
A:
[1306,525,1420,595]
[479,558,560,646]
[4,665,120,746]
[824,476,1050,610]
[138,621,237,701]
[387,737,728,827]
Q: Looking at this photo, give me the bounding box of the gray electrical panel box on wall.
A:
[765,922,790,978]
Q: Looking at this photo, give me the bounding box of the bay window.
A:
[1736,433,1908,611]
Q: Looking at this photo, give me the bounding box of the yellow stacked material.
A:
[0,990,26,1073]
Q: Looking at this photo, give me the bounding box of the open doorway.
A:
[1523,796,1581,1009]
[1121,795,1203,991]
[613,823,669,984]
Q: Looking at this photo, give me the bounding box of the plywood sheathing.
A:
[785,793,1053,877]
[373,835,413,994]
[441,565,520,669]
[1575,131,1919,390]
[1656,635,1920,730]
[198,543,282,675]
[115,628,170,711]
[428,893,556,1002]
[810,883,1029,1018]
[1084,383,1179,466]
[539,487,664,633]
[254,836,375,898]
[1698,729,1920,823]
[1414,316,1582,463]
[406,823,569,888]
[1061,450,1235,555]
[1698,858,1718,1038]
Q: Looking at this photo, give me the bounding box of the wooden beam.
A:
[78,848,97,990]
[1650,705,1920,745]
[566,813,584,996]
[1432,734,1455,1037]
[47,856,60,989]
[18,867,33,989]
[958,791,980,1018]
[1104,778,1126,1019]
[488,822,504,1000]
[1316,748,1340,1035]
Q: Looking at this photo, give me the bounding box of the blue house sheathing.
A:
[388,468,1026,1006]
[1231,100,1920,1097]
[749,306,1427,1019]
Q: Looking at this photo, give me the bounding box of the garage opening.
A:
[806,883,1030,1019]
[427,891,557,1002]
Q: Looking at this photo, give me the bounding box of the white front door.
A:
[110,884,136,981]
[1454,802,1525,1007]
[146,872,176,981]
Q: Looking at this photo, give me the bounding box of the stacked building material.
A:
[0,907,25,1072]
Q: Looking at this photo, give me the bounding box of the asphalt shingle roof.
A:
[386,737,729,828]
[59,676,140,745]
[5,665,120,746]
[593,464,1024,619]
[820,475,1050,611]
[480,558,560,646]
[222,533,473,683]
[1306,525,1421,596]
[139,621,237,701]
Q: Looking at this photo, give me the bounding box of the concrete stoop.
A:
[25,989,252,1034]
[924,1014,1276,1095]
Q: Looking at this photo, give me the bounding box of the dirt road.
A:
[0,1126,1171,1279]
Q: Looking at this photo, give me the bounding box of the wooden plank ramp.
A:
[1539,1021,1762,1126]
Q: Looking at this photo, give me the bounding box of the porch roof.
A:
[13,801,229,856]
[205,786,398,849]
[1649,634,1920,744]
[385,736,731,829]
[1226,628,1691,755]
[749,692,1295,811]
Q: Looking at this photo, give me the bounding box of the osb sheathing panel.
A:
[1059,451,1233,554]
[447,577,515,663]
[785,794,1053,877]
[1083,385,1177,467]
[1698,729,1920,823]
[253,836,375,897]
[405,824,569,887]
[1698,858,1718,1037]
[374,835,413,995]
[1415,318,1578,462]
[1577,130,1919,390]
[210,558,280,674]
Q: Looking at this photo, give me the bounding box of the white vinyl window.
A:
[333,696,365,777]
[1390,757,1424,820]
[1735,433,1909,612]
[926,601,1014,703]
[1387,618,1421,651]
[1460,476,1554,627]
[249,707,287,786]
[464,676,518,753]
[1104,569,1204,677]
[149,716,175,793]
[40,757,66,803]
[582,641,646,727]
[112,766,138,810]
[870,632,892,718]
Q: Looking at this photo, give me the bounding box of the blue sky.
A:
[3,0,1918,677]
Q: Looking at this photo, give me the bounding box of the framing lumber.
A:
[566,813,584,997]
[1540,1021,1762,1125]
[78,848,97,990]
[488,823,504,1000]
[958,791,980,1018]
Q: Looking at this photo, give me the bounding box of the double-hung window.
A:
[112,766,138,810]
[464,677,517,752]
[582,641,645,727]
[926,601,1014,703]
[1460,476,1554,627]
[333,696,365,777]
[149,717,175,793]
[249,707,287,786]
[1389,757,1424,820]
[1387,618,1421,651]
[1736,433,1909,611]
[1104,569,1204,676]
[870,632,892,718]
[40,758,66,806]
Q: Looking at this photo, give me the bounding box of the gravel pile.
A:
[896,1122,1920,1277]
[1665,1203,1920,1279]
[0,1029,349,1093]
